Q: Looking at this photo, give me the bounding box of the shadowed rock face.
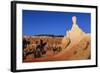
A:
[67,36,91,60]
[61,37,71,49]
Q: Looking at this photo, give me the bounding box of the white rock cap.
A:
[72,16,77,25]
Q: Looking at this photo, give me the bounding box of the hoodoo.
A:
[62,16,86,46]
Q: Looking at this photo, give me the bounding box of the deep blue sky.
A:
[22,10,91,36]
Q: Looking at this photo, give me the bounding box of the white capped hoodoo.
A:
[62,16,86,47]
